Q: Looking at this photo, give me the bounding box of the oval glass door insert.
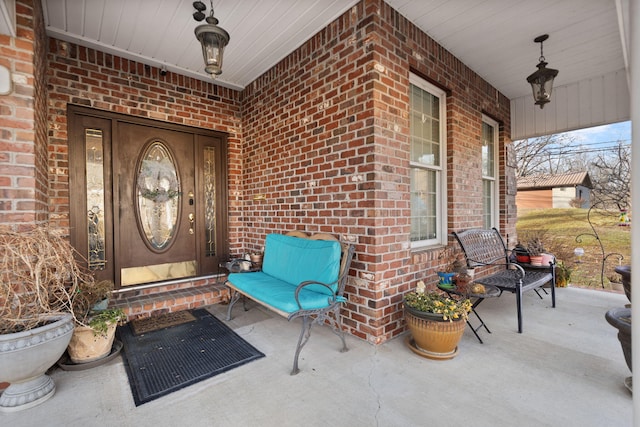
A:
[136,141,181,250]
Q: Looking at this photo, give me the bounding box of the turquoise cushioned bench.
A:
[225,232,355,375]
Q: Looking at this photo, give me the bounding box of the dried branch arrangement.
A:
[0,226,92,334]
[72,279,114,325]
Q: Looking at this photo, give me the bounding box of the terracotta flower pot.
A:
[404,305,466,360]
[529,255,543,266]
[67,322,117,364]
[541,253,554,266]
[249,254,263,267]
[455,275,471,295]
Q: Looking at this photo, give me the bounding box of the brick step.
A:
[111,282,230,320]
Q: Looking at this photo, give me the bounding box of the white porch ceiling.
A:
[40,0,629,134]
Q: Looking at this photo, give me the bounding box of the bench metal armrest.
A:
[294,280,343,310]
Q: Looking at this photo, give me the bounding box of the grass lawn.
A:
[516,208,631,290]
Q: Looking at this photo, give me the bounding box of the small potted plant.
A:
[436,249,460,286]
[67,279,127,364]
[249,251,263,266]
[526,235,546,266]
[404,281,472,360]
[555,261,573,287]
[527,235,555,267]
[513,242,530,263]
[449,253,472,295]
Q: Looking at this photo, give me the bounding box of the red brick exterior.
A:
[2,0,515,344]
[0,0,48,230]
[241,1,513,343]
[45,40,244,244]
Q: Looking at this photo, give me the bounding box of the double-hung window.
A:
[482,115,498,229]
[409,74,447,247]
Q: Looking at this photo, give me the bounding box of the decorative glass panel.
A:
[204,146,216,256]
[482,122,495,178]
[136,142,180,251]
[85,129,106,270]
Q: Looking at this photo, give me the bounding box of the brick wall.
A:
[240,0,512,343]
[0,0,48,230]
[4,0,514,344]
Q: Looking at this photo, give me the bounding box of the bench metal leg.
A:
[550,271,556,308]
[516,287,523,333]
[226,290,242,321]
[290,308,348,375]
[326,308,348,353]
[292,316,313,375]
[335,318,349,354]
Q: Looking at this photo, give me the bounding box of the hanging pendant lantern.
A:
[193,1,230,78]
[526,34,558,109]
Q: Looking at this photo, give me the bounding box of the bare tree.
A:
[513,134,579,177]
[563,152,591,173]
[589,142,631,210]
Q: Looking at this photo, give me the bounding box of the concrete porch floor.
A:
[2,287,632,426]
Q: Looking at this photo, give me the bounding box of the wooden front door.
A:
[68,106,228,289]
[116,123,197,286]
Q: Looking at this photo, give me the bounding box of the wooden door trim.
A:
[68,114,115,282]
[68,105,228,140]
[67,105,229,287]
[195,134,230,273]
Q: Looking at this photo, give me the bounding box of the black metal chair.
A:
[452,228,556,333]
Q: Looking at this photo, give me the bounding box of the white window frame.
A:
[409,74,447,248]
[482,115,499,230]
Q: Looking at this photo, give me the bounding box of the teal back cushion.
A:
[262,234,342,295]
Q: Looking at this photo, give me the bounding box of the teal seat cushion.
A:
[227,272,334,314]
[261,234,341,295]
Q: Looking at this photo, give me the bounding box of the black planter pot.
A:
[605,307,631,373]
[614,265,631,303]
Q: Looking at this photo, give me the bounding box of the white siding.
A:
[511,69,630,140]
[551,187,574,208]
[550,186,591,208]
[575,185,591,208]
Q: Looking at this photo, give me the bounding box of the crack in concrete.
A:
[368,345,382,427]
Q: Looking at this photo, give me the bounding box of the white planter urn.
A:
[0,313,74,412]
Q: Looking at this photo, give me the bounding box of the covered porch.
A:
[2,287,631,426]
[0,0,638,420]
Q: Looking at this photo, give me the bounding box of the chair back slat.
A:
[453,228,509,268]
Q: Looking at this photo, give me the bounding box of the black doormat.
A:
[117,308,265,406]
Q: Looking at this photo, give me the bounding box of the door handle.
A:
[188,213,195,234]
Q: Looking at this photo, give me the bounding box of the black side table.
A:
[437,283,500,343]
[217,256,260,278]
[219,257,261,309]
